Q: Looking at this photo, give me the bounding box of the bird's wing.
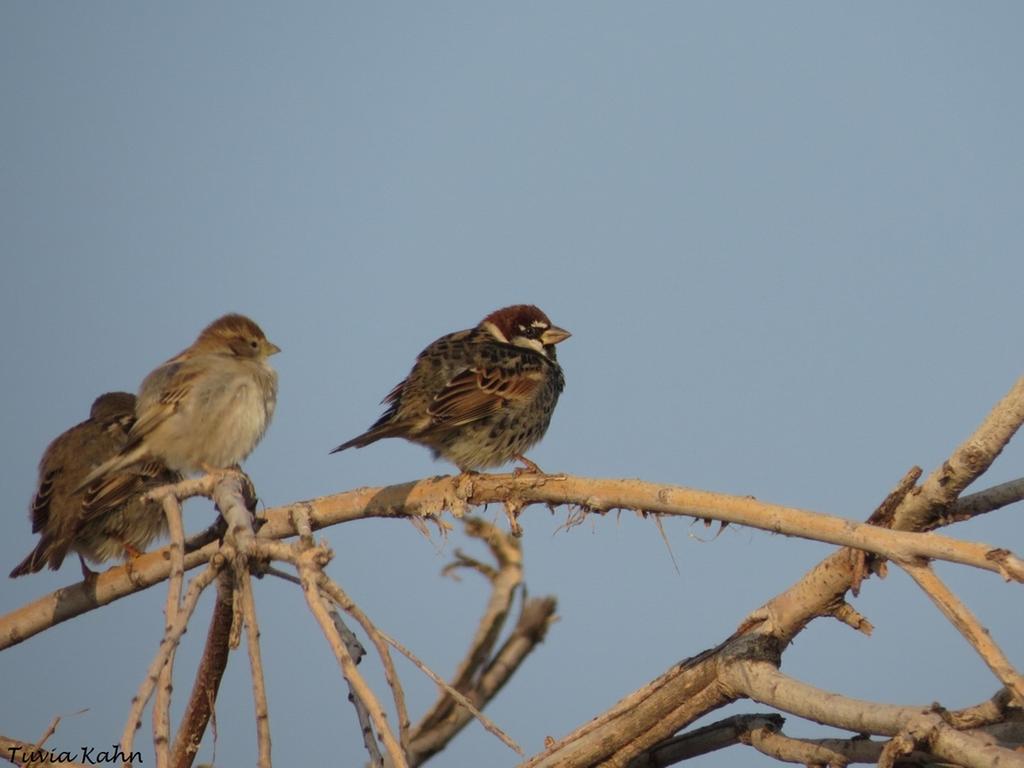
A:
[130,362,200,442]
[427,363,544,428]
[80,461,180,524]
[30,468,59,534]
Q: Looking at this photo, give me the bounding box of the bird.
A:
[331,304,570,472]
[77,313,280,489]
[10,392,182,578]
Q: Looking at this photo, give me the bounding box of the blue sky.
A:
[2,4,1022,766]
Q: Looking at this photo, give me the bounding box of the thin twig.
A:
[289,505,414,758]
[296,551,408,768]
[119,562,222,766]
[328,607,383,768]
[902,562,1024,705]
[262,561,413,763]
[405,517,553,766]
[0,712,92,768]
[627,713,785,767]
[411,595,556,767]
[171,571,235,768]
[439,518,520,695]
[375,621,524,757]
[317,577,413,758]
[154,494,187,768]
[36,714,68,747]
[237,567,271,768]
[934,477,1024,529]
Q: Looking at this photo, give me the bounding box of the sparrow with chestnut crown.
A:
[332,304,569,472]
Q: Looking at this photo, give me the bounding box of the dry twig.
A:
[902,562,1024,704]
[153,493,186,768]
[171,571,234,768]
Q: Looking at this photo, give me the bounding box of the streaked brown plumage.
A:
[10,392,182,577]
[77,313,280,490]
[331,304,570,471]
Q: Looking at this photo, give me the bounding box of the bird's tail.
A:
[9,538,57,578]
[329,424,403,454]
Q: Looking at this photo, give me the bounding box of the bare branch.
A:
[745,727,898,766]
[236,568,271,768]
[902,563,1024,704]
[522,376,1024,766]
[935,478,1024,529]
[626,713,784,767]
[475,595,557,702]
[287,504,410,761]
[947,687,1018,729]
[850,466,922,597]
[520,642,733,767]
[153,493,186,768]
[891,376,1024,530]
[119,562,222,766]
[407,518,555,765]
[314,577,412,759]
[722,659,1024,768]
[326,608,383,768]
[0,540,221,651]
[260,475,1024,580]
[831,601,874,635]
[296,549,408,768]
[416,518,522,731]
[366,616,525,759]
[7,463,1023,652]
[5,378,1020,768]
[171,572,234,768]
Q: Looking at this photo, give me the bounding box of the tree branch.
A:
[6,466,1021,653]
[626,713,785,767]
[153,493,186,768]
[5,377,1021,768]
[902,562,1024,704]
[118,562,222,766]
[327,607,384,768]
[171,571,234,768]
[722,659,1024,768]
[296,547,408,768]
[407,517,556,766]
[891,375,1024,531]
[521,375,1024,766]
[934,477,1024,529]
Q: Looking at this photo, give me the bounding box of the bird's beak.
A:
[266,341,282,356]
[541,325,571,345]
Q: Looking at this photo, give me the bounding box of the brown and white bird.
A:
[77,313,280,489]
[331,304,570,472]
[11,392,182,578]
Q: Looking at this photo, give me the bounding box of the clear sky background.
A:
[2,4,1022,766]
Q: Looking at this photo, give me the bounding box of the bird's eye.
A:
[517,324,546,339]
[250,339,259,349]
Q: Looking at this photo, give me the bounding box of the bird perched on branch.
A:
[77,313,280,489]
[331,304,570,472]
[10,392,182,578]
